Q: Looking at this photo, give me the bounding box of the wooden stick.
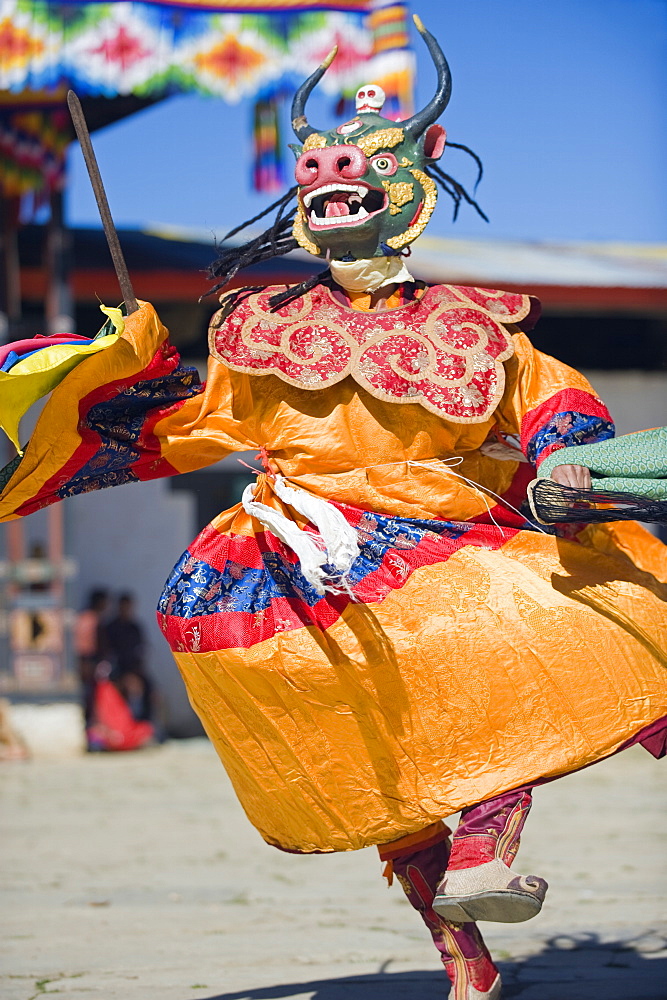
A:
[67,91,138,315]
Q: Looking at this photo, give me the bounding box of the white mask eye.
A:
[370,153,398,176]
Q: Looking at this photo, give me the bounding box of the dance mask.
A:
[291,17,450,262]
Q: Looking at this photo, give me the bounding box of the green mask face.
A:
[291,112,446,260]
[290,17,451,261]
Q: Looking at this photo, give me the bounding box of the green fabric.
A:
[0,453,22,493]
[538,427,667,500]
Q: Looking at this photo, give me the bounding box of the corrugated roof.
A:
[409,236,667,289]
[148,225,667,291]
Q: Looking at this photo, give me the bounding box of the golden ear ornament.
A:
[385,169,437,249]
[292,204,321,256]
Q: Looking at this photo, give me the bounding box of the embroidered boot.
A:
[385,833,502,999]
[433,789,548,924]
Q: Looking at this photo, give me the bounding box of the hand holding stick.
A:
[67,91,138,315]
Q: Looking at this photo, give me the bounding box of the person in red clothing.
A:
[76,589,154,752]
[86,667,155,753]
[106,593,155,724]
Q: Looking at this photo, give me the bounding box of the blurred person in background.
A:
[86,660,156,753]
[107,593,151,719]
[73,587,109,732]
[82,592,157,752]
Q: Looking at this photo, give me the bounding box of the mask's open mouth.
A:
[302,183,387,229]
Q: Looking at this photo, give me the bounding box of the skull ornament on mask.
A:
[355,84,386,114]
[290,17,450,262]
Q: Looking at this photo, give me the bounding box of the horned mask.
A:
[290,16,450,261]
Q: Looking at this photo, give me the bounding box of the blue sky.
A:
[67,0,667,244]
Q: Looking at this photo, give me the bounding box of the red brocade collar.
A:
[209,283,536,424]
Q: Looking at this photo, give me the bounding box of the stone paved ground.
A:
[1,739,666,1000]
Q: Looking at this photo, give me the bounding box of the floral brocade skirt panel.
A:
[156,477,667,855]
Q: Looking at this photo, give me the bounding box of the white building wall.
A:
[582,372,667,434]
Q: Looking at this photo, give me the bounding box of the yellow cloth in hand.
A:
[0,306,123,454]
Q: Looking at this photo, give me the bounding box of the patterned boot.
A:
[384,829,502,1000]
[433,789,547,924]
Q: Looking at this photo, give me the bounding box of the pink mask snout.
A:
[295,144,367,187]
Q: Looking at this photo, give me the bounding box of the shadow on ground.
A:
[200,932,667,1000]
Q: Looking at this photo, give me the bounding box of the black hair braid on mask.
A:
[425,163,489,222]
[426,169,463,220]
[210,284,266,326]
[270,186,298,259]
[220,186,299,243]
[268,269,332,311]
[207,232,299,297]
[206,186,300,297]
[443,141,484,191]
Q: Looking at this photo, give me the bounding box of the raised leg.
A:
[434,789,548,924]
[380,828,501,1000]
[449,789,533,870]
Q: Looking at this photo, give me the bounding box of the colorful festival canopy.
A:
[0,0,414,195]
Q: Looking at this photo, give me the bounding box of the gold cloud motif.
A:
[302,133,329,152]
[387,181,414,214]
[355,127,405,157]
[386,169,438,249]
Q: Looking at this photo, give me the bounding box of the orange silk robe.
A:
[1,298,666,853]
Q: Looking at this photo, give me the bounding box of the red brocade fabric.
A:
[210,284,535,424]
[157,501,521,654]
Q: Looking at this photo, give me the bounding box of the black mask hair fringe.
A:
[205,185,300,298]
[220,185,299,244]
[425,163,489,222]
[444,140,484,191]
[211,284,266,327]
[269,184,298,260]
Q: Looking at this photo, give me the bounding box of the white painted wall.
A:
[582,372,667,434]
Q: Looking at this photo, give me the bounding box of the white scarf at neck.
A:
[329,255,414,294]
